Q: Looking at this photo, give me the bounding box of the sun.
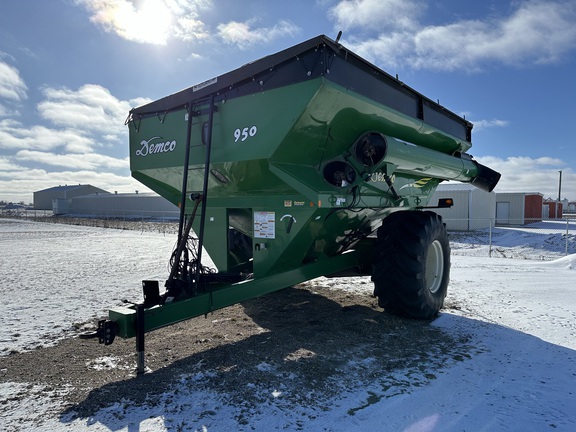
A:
[115,0,173,45]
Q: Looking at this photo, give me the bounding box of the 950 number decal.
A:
[234,125,258,142]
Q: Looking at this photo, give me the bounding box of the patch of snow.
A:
[0,218,176,354]
[1,218,575,431]
[86,355,132,371]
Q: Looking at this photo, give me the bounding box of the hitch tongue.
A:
[79,319,119,345]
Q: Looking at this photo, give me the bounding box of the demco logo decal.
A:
[136,137,177,157]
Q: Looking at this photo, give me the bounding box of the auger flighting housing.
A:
[87,34,500,371]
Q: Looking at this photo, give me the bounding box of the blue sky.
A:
[1,0,575,204]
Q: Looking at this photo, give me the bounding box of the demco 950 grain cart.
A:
[82,34,500,372]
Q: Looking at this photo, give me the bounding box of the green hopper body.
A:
[111,35,500,338]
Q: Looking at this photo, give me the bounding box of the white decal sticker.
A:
[193,77,217,92]
[136,137,177,157]
[254,211,275,239]
[280,214,297,223]
[369,172,396,183]
[234,125,258,142]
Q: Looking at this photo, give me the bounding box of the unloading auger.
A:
[82,34,500,373]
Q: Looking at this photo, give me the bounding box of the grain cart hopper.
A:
[82,34,500,371]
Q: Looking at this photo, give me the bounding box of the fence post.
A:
[566,218,569,256]
[489,219,493,257]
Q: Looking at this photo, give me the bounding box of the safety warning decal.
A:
[254,211,275,239]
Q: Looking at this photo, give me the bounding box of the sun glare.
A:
[117,0,173,45]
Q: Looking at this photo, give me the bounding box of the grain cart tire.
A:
[372,210,450,319]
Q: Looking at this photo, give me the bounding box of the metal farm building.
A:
[63,192,179,219]
[429,183,496,231]
[34,184,179,219]
[495,192,543,225]
[34,184,109,210]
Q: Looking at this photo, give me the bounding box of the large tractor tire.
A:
[371,210,450,319]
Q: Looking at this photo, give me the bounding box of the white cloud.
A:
[15,150,128,170]
[334,0,576,71]
[37,84,133,137]
[412,1,576,70]
[495,1,576,65]
[345,32,417,70]
[0,83,152,201]
[77,0,212,45]
[480,155,564,171]
[476,155,573,199]
[217,19,300,49]
[0,168,149,203]
[0,60,28,101]
[0,156,26,171]
[0,84,152,154]
[472,119,509,132]
[172,15,210,42]
[78,0,300,50]
[0,119,95,153]
[330,0,423,32]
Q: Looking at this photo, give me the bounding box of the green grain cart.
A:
[83,35,500,370]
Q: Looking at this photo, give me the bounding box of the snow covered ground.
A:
[1,218,575,431]
[0,218,177,355]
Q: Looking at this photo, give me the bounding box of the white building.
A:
[429,183,496,231]
[495,192,543,225]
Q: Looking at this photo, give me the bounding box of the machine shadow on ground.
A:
[56,282,475,427]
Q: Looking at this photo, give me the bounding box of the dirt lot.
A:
[0,279,471,422]
[0,217,473,426]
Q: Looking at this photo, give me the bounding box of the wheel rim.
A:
[426,240,444,294]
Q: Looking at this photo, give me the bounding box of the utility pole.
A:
[558,170,562,202]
